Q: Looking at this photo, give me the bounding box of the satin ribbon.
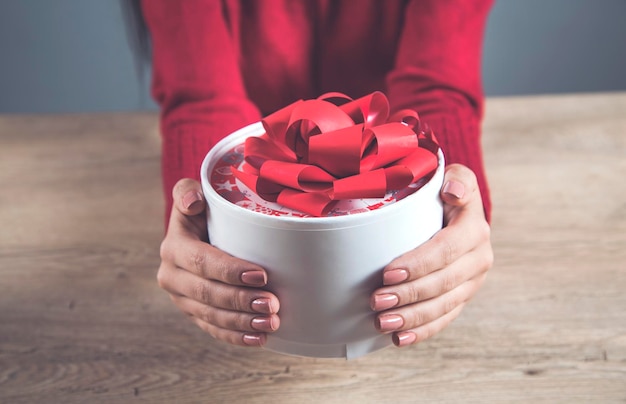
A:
[232,91,439,216]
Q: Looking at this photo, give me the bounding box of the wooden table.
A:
[1,92,625,403]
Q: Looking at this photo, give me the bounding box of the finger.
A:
[440,164,479,208]
[161,181,270,287]
[382,208,491,286]
[381,164,489,287]
[372,243,492,311]
[171,294,280,333]
[166,178,209,241]
[392,303,466,347]
[157,263,280,314]
[189,315,268,347]
[375,273,486,333]
[172,178,206,216]
[161,232,269,287]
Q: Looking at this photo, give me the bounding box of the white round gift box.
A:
[200,122,445,359]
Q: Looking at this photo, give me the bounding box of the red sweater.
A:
[142,0,493,221]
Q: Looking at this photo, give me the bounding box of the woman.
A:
[140,0,494,348]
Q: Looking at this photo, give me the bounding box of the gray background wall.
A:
[0,0,625,114]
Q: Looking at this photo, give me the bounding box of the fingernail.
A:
[442,180,465,199]
[251,297,274,314]
[377,314,404,332]
[242,333,265,347]
[393,331,417,347]
[383,269,408,285]
[241,270,267,286]
[251,316,279,332]
[371,293,399,311]
[182,190,203,209]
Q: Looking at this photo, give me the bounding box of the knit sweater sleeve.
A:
[386,0,493,221]
[141,0,262,218]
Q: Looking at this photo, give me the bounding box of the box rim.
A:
[200,122,444,231]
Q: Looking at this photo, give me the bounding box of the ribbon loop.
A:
[231,92,440,217]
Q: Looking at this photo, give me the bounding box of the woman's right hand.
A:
[157,178,280,347]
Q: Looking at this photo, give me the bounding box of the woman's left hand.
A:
[370,163,493,347]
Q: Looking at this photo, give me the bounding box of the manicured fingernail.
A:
[371,293,399,311]
[251,316,279,332]
[182,190,203,209]
[242,333,265,347]
[377,314,404,332]
[251,297,274,314]
[241,270,267,286]
[393,331,417,347]
[383,269,408,285]
[442,180,465,199]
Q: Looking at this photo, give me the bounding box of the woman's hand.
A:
[370,164,493,347]
[157,178,280,347]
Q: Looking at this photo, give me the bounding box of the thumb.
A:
[440,164,480,208]
[172,178,206,217]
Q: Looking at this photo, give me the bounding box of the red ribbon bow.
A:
[232,91,439,217]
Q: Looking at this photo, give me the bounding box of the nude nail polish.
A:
[393,331,417,347]
[242,333,265,347]
[442,180,465,199]
[251,297,273,314]
[377,314,404,332]
[383,269,408,285]
[251,316,278,332]
[241,270,267,286]
[371,293,399,311]
[182,190,203,209]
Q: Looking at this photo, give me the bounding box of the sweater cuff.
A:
[160,120,250,221]
[420,110,492,222]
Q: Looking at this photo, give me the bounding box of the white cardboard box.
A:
[201,122,444,359]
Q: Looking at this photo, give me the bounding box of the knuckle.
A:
[231,288,250,312]
[476,242,495,274]
[190,249,209,275]
[192,280,212,304]
[234,314,252,332]
[159,239,173,262]
[479,272,489,286]
[434,237,456,267]
[410,253,434,278]
[216,258,237,284]
[406,285,421,304]
[417,325,434,342]
[411,310,426,327]
[210,309,247,333]
[198,304,216,325]
[440,272,458,294]
[477,220,491,243]
[414,257,431,278]
[156,267,166,289]
[444,294,460,314]
[484,247,495,270]
[202,253,232,284]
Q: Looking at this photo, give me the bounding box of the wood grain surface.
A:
[1,93,625,403]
